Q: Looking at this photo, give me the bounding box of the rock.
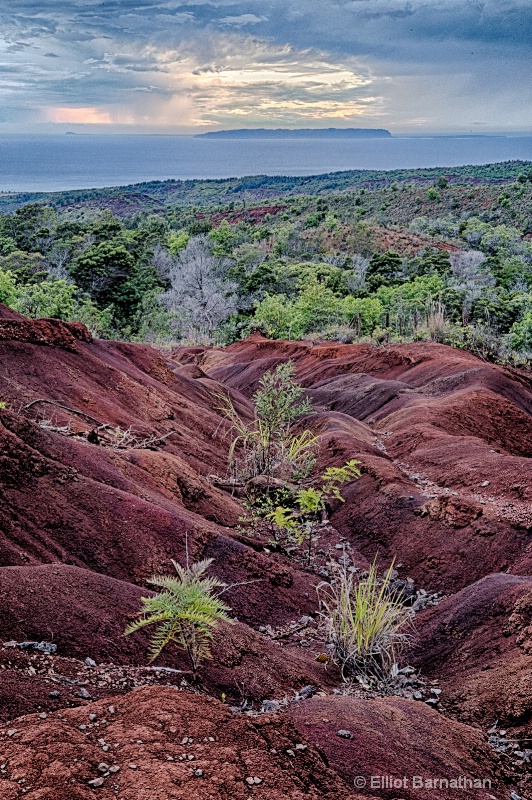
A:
[97,763,109,773]
[263,700,280,713]
[88,777,105,788]
[48,690,61,698]
[298,685,314,699]
[194,769,204,777]
[85,657,97,667]
[18,640,57,654]
[109,766,120,774]
[76,688,93,700]
[246,776,262,785]
[336,730,353,739]
[7,729,17,737]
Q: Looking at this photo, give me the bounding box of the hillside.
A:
[0,160,530,215]
[0,306,531,798]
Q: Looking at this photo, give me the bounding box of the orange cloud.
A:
[48,107,113,124]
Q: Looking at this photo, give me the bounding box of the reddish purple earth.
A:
[1,307,531,798]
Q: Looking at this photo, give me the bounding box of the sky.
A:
[0,0,531,135]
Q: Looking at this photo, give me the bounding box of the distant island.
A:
[195,127,392,139]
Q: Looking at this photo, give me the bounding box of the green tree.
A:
[366,251,403,291]
[509,312,532,352]
[0,268,17,306]
[70,241,135,306]
[12,279,77,319]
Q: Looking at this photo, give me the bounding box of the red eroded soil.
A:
[289,695,507,800]
[0,686,364,800]
[411,573,532,728]
[1,309,532,796]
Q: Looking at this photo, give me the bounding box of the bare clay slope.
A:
[197,334,532,590]
[1,311,531,797]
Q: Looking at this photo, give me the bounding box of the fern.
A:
[125,558,234,673]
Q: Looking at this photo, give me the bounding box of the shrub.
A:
[219,361,315,484]
[318,561,413,682]
[267,460,361,562]
[125,558,233,673]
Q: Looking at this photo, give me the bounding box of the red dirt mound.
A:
[411,573,532,728]
[0,685,365,800]
[194,337,532,592]
[0,564,337,716]
[289,695,508,800]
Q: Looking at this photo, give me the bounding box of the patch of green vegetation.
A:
[0,160,531,365]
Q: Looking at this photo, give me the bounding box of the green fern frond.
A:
[125,557,234,672]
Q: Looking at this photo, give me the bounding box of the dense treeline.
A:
[1,163,532,364]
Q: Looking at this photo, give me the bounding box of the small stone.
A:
[7,729,17,737]
[88,777,105,788]
[85,658,97,667]
[79,725,87,731]
[18,641,57,655]
[337,730,353,739]
[298,685,314,699]
[97,763,109,774]
[262,700,280,713]
[109,766,120,774]
[89,714,97,722]
[286,749,296,757]
[481,481,490,487]
[76,688,92,700]
[413,691,423,700]
[128,764,137,770]
[48,691,61,698]
[194,769,204,777]
[39,713,47,719]
[295,744,307,751]
[510,792,522,800]
[107,706,116,715]
[430,688,442,696]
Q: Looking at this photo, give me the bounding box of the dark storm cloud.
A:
[0,0,530,130]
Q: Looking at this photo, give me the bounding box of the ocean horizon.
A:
[1,132,531,193]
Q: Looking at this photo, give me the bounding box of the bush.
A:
[219,361,315,484]
[318,561,413,683]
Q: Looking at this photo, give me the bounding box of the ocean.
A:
[1,133,531,193]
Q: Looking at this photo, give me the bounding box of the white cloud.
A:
[218,14,268,26]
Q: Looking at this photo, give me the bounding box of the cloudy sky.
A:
[1,0,531,134]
